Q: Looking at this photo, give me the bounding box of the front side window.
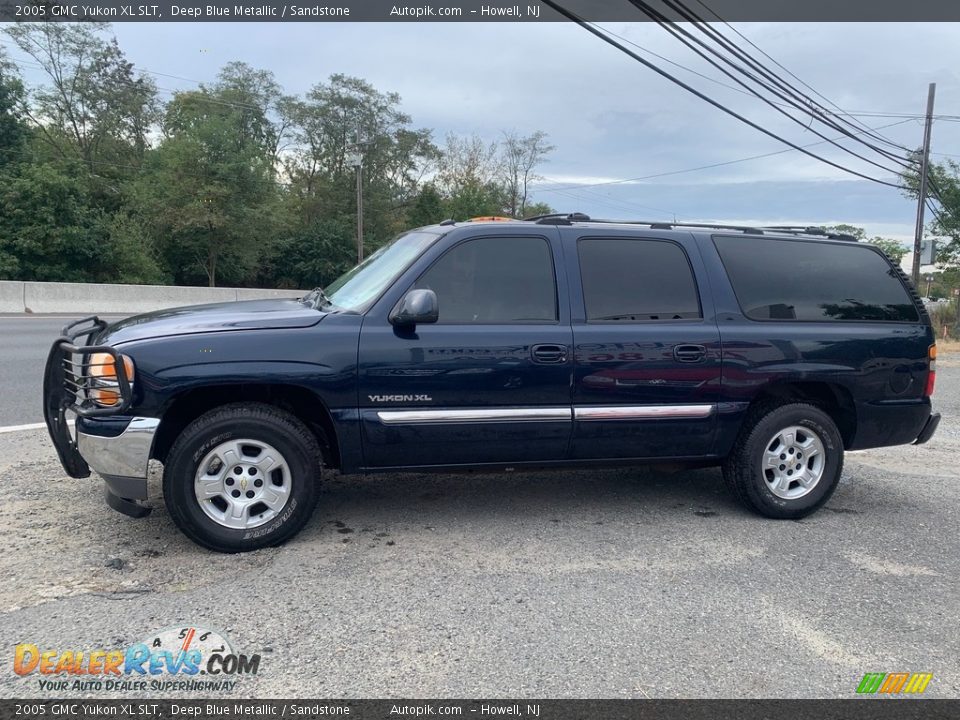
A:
[578,238,702,322]
[414,236,557,323]
[714,235,919,322]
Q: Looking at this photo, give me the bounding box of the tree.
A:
[0,161,162,283]
[408,183,445,227]
[823,224,907,264]
[261,219,354,289]
[436,133,507,219]
[521,201,554,219]
[901,157,960,265]
[867,237,908,264]
[0,50,29,161]
[3,23,158,169]
[282,74,438,248]
[135,69,281,287]
[500,130,554,218]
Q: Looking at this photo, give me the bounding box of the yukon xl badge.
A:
[369,394,432,403]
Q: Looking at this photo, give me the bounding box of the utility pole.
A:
[355,158,364,264]
[911,82,936,287]
[347,126,365,264]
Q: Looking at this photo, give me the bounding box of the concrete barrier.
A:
[2,280,304,315]
[0,281,25,313]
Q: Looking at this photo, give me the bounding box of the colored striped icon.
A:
[857,672,933,694]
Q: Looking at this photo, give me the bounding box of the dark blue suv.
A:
[43,215,941,552]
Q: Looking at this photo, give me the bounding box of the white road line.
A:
[0,315,126,320]
[0,421,70,434]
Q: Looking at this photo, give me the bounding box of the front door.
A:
[565,230,722,459]
[358,232,574,469]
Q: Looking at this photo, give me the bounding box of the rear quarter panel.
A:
[695,233,934,454]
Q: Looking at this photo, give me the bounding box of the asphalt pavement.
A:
[1,315,126,427]
[0,313,957,698]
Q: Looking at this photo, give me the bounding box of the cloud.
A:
[85,20,960,234]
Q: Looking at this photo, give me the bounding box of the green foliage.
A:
[262,219,355,289]
[867,237,908,264]
[0,51,29,161]
[902,156,960,266]
[408,183,446,227]
[823,224,907,264]
[0,161,160,283]
[0,28,556,289]
[3,23,158,168]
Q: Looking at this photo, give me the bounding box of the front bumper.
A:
[76,416,159,518]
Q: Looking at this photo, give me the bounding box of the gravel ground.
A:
[1,364,958,699]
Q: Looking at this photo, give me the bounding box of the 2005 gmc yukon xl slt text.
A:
[43,215,941,552]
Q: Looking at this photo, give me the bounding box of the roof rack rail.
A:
[524,212,592,225]
[592,219,767,234]
[761,225,858,241]
[518,213,859,241]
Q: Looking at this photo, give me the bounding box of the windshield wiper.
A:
[301,287,332,309]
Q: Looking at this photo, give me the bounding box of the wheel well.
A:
[751,381,857,448]
[151,384,340,469]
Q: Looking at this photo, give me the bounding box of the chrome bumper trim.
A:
[574,404,715,421]
[77,416,160,480]
[377,407,572,425]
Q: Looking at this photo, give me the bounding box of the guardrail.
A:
[0,280,305,314]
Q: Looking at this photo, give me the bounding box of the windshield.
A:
[321,231,440,312]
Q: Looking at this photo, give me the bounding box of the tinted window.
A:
[578,238,701,322]
[415,236,557,323]
[714,236,919,322]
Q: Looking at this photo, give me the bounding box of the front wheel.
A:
[163,403,323,552]
[723,402,844,519]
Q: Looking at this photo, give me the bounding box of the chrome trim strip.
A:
[77,416,160,480]
[376,408,572,425]
[574,404,715,421]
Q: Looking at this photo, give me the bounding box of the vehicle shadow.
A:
[301,463,739,540]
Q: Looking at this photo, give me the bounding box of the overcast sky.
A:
[10,21,960,240]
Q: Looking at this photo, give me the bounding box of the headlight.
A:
[88,352,135,407]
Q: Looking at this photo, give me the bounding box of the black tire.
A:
[163,403,323,552]
[722,402,843,519]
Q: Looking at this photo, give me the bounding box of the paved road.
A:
[0,329,956,698]
[0,315,126,427]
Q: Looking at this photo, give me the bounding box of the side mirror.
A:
[389,288,439,327]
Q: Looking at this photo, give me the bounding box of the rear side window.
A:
[714,236,919,322]
[414,236,557,323]
[578,238,701,322]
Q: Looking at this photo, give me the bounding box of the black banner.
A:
[0,700,958,720]
[1,0,960,23]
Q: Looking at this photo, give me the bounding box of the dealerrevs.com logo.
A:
[13,626,260,693]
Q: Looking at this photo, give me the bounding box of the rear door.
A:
[564,227,721,459]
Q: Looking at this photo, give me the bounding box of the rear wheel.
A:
[164,403,323,552]
[723,402,843,519]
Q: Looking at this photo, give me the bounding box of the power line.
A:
[537,121,914,194]
[689,0,915,155]
[625,0,913,172]
[2,52,271,115]
[539,0,903,189]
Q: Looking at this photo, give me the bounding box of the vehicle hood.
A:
[97,298,327,345]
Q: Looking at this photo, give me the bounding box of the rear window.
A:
[714,236,919,322]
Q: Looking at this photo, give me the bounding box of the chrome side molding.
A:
[574,404,715,420]
[376,404,715,425]
[377,408,572,425]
